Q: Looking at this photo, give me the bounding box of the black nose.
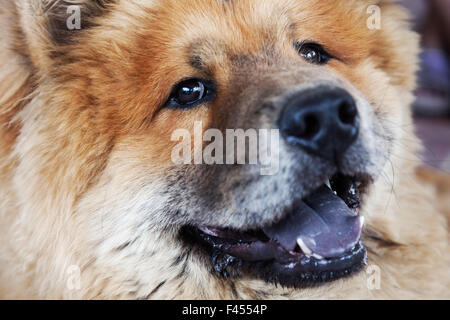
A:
[278,87,359,160]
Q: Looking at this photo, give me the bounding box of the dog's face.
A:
[15,0,419,297]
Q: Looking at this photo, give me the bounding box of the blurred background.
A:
[401,0,450,173]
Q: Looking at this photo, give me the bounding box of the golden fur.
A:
[0,0,448,299]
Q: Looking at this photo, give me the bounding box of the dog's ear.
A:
[42,0,116,45]
[15,0,116,70]
[376,0,420,90]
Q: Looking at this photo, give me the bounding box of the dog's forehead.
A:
[142,0,375,65]
[152,0,291,45]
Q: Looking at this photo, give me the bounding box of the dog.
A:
[0,0,448,299]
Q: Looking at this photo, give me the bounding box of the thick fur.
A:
[0,0,448,299]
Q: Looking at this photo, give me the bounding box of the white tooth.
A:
[312,253,324,260]
[297,238,312,255]
[359,216,365,228]
[325,179,331,189]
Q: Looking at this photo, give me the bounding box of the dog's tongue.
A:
[262,186,363,258]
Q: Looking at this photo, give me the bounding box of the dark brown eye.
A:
[168,78,215,108]
[296,42,331,65]
[176,80,205,104]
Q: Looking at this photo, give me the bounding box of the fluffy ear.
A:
[14,0,116,70]
[377,1,420,91]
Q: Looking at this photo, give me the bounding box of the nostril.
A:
[289,112,320,140]
[302,113,321,139]
[338,101,357,126]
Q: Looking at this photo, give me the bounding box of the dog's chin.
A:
[180,173,370,288]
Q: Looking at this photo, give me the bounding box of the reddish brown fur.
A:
[0,0,448,299]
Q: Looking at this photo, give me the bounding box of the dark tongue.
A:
[262,186,362,258]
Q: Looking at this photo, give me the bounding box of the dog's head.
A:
[13,0,419,298]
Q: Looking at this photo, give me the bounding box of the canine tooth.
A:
[325,179,331,189]
[359,216,365,228]
[297,238,312,255]
[312,253,324,260]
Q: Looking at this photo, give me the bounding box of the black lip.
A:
[180,174,369,287]
[249,241,367,286]
[183,226,367,287]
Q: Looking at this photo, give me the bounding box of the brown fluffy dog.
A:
[0,0,448,299]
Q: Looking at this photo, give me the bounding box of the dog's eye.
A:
[295,42,331,65]
[167,79,215,108]
[175,80,205,104]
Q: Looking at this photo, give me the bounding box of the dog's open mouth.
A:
[182,173,369,287]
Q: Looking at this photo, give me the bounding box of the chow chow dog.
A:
[0,0,448,299]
